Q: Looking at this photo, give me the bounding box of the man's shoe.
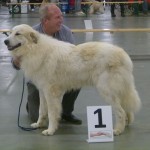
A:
[75,11,85,16]
[111,14,116,17]
[62,114,82,125]
[121,13,125,17]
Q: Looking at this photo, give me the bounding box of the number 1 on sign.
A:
[94,109,106,128]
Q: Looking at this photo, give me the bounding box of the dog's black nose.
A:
[4,39,9,45]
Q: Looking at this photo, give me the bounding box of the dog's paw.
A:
[42,129,55,136]
[113,129,122,136]
[31,123,40,128]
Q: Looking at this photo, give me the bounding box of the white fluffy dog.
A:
[88,0,104,14]
[4,24,141,136]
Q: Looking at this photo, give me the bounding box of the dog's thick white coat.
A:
[6,24,141,136]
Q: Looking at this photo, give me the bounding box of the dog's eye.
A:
[15,33,21,36]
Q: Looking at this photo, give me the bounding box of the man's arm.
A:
[59,25,75,44]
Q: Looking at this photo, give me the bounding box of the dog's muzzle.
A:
[4,39,21,51]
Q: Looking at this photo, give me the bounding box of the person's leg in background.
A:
[75,0,85,15]
[26,82,39,122]
[111,2,116,17]
[142,0,148,14]
[120,3,125,17]
[62,89,82,124]
[29,0,35,11]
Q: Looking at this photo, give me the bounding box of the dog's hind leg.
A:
[125,112,134,126]
[104,94,126,135]
[111,98,126,136]
[96,87,126,135]
[95,72,126,135]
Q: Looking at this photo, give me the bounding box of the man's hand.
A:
[11,57,21,70]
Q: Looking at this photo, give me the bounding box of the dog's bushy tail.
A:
[120,74,141,125]
[120,51,141,115]
[122,85,141,113]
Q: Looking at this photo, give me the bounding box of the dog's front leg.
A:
[31,90,48,128]
[42,87,63,136]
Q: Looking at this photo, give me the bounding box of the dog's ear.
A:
[30,32,38,44]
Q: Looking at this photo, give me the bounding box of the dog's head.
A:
[4,24,38,52]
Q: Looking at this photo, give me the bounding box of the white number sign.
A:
[87,106,114,143]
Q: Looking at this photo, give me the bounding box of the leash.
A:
[17,76,38,131]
